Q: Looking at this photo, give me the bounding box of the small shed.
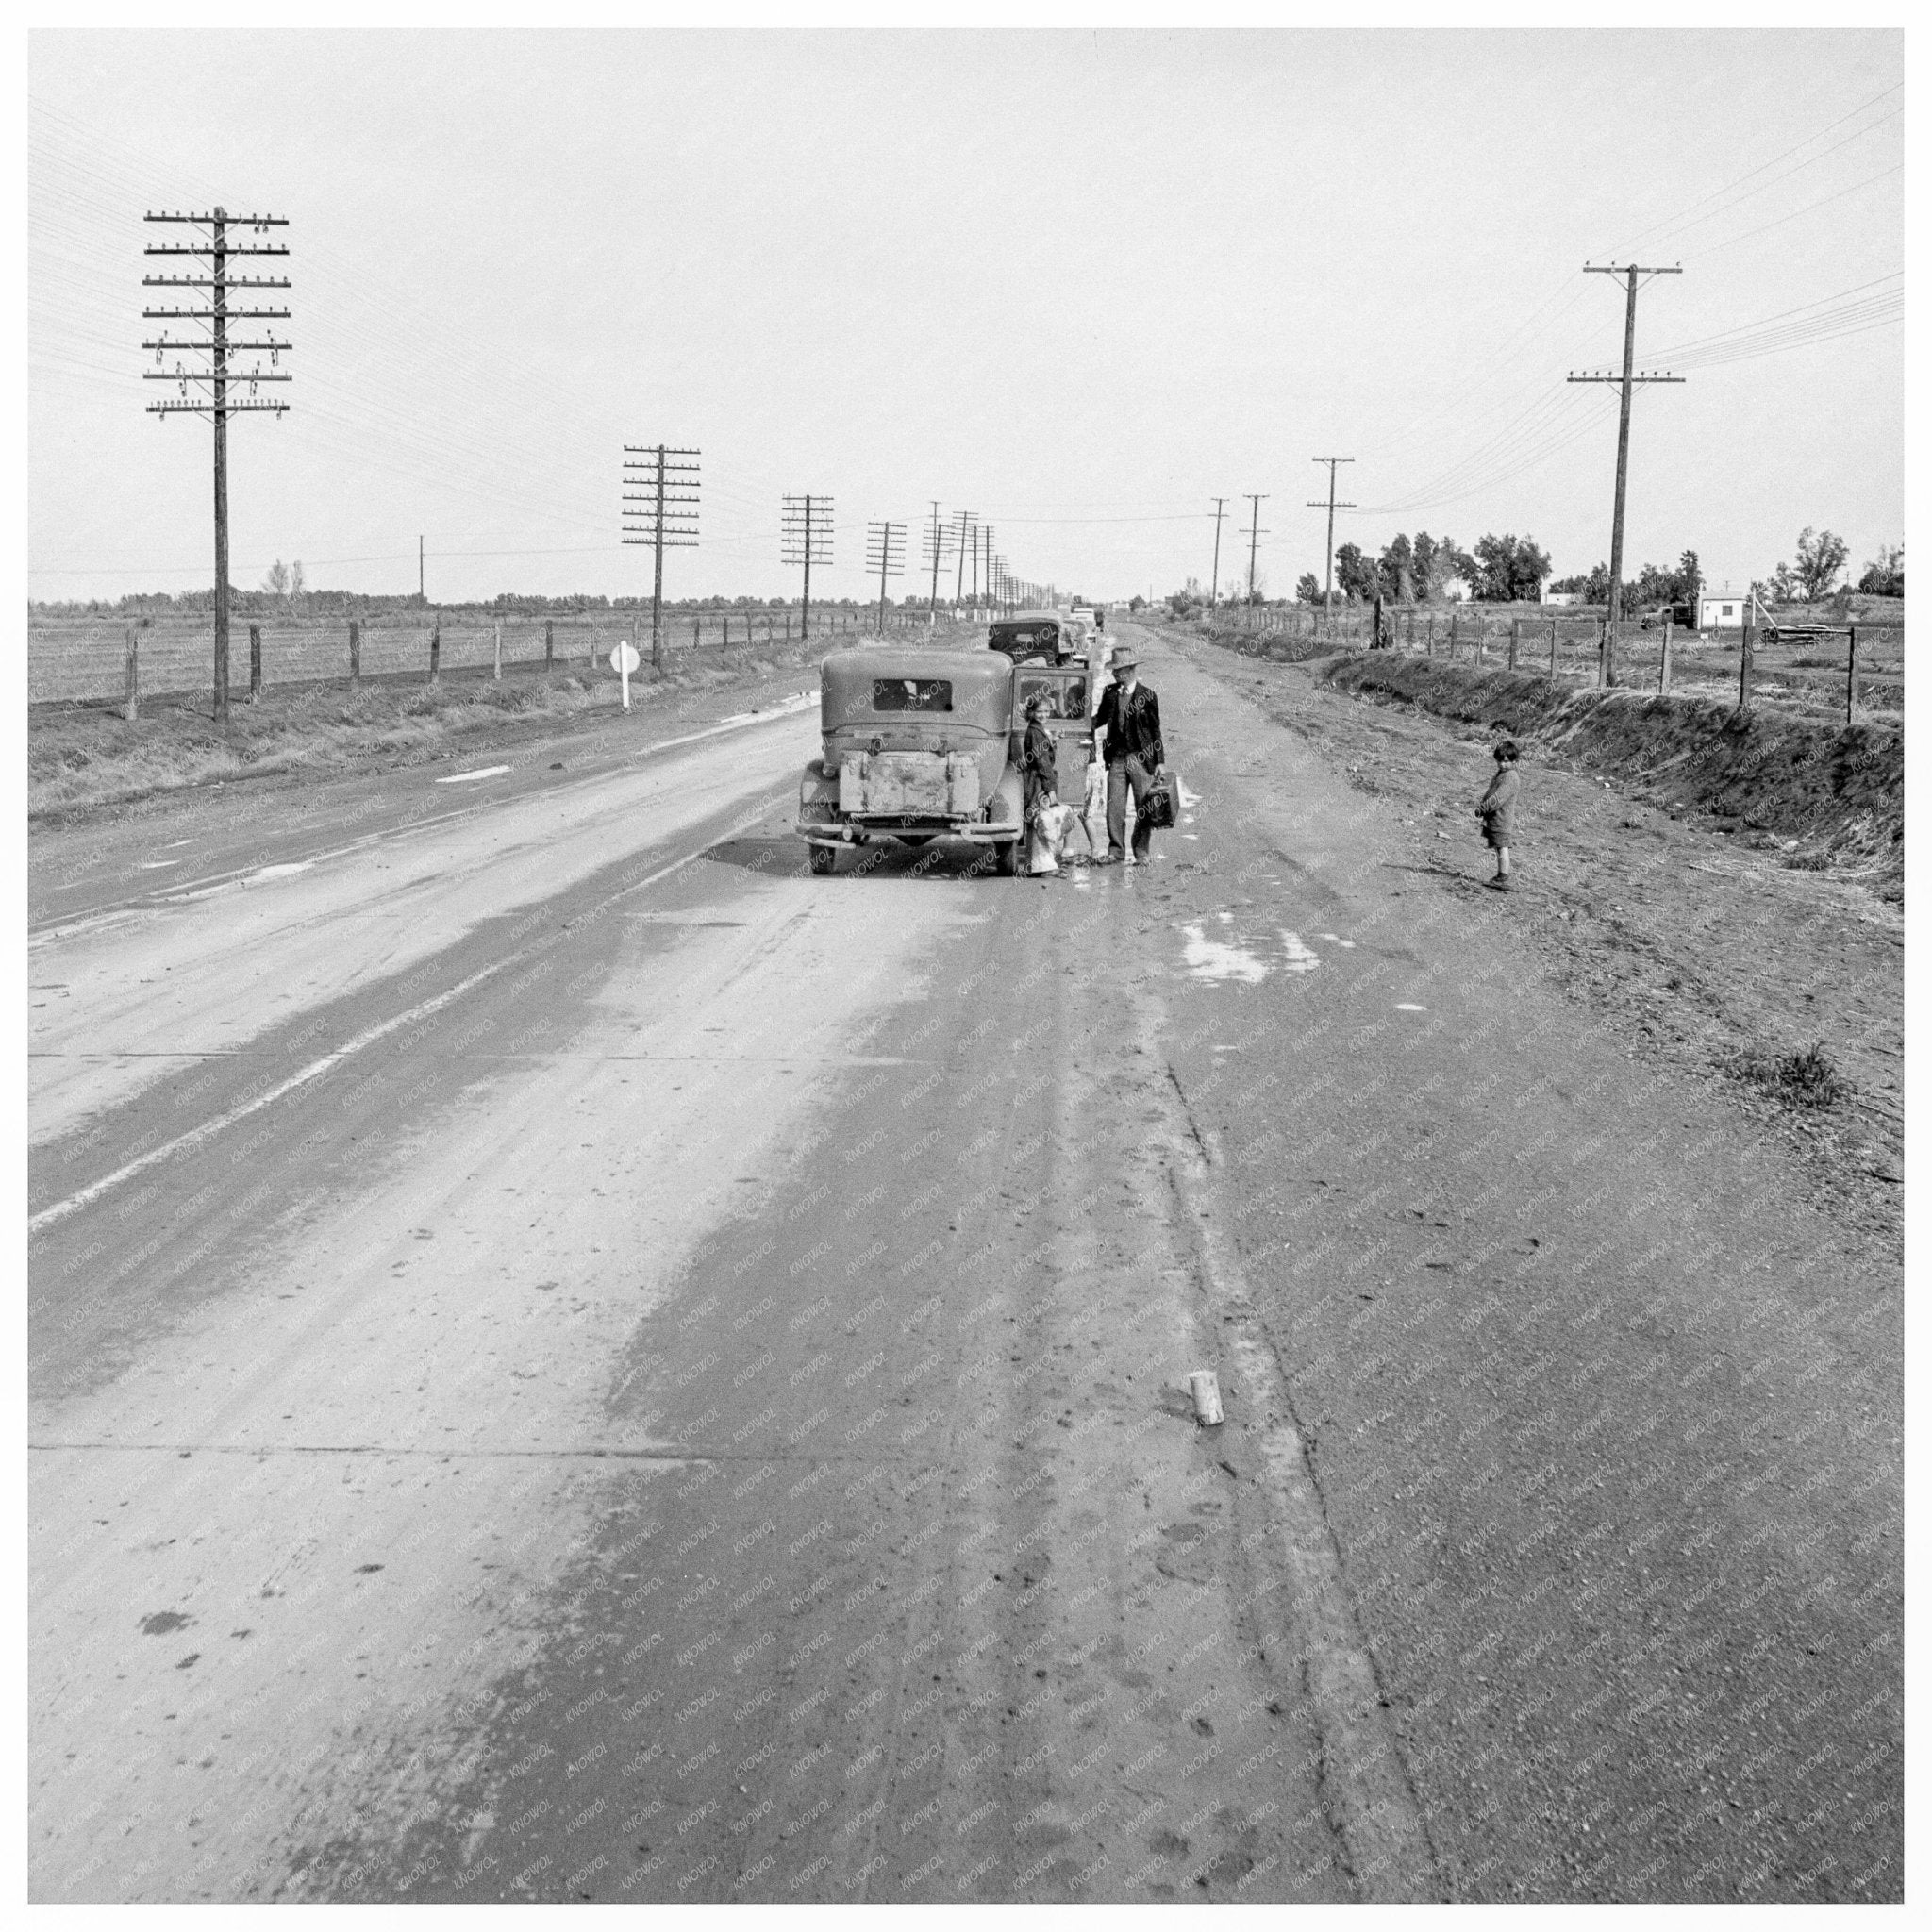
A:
[1697,593,1746,630]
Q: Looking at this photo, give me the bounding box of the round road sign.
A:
[609,641,641,675]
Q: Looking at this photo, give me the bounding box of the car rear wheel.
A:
[808,844,838,876]
[994,838,1020,876]
[897,835,935,849]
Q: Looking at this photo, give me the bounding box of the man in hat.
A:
[1091,642,1165,866]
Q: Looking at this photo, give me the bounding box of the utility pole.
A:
[1208,497,1227,610]
[866,521,905,633]
[974,524,994,614]
[1243,494,1269,607]
[418,535,425,604]
[921,500,954,622]
[1307,458,1355,626]
[782,494,833,640]
[952,510,976,611]
[1569,263,1684,624]
[143,207,291,724]
[622,445,700,672]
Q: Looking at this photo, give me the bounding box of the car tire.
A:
[994,839,1020,876]
[808,844,838,876]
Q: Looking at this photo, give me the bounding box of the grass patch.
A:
[1729,1042,1851,1110]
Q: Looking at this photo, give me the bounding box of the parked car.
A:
[794,645,1093,876]
[989,608,1078,664]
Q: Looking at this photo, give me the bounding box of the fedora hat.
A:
[1108,643,1139,669]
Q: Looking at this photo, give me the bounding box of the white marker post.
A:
[609,638,641,710]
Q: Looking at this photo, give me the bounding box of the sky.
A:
[28,27,1905,608]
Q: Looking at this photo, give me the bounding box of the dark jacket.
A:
[1093,680,1163,768]
[1021,717,1058,802]
[1477,764,1520,843]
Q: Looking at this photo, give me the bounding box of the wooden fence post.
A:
[1508,616,1520,671]
[349,620,360,683]
[493,623,502,680]
[545,620,554,669]
[1449,611,1459,660]
[1548,620,1558,684]
[1599,618,1614,689]
[1845,625,1858,724]
[249,623,261,699]
[429,621,441,679]
[124,625,140,722]
[1658,617,1673,694]
[1738,613,1754,712]
[1425,612,1436,657]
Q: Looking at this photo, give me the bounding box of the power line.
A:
[1692,163,1903,262]
[1208,498,1227,610]
[1595,81,1901,259]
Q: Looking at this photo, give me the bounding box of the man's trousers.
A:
[1106,756,1156,859]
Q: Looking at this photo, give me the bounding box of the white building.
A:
[1543,590,1584,607]
[1697,591,1747,630]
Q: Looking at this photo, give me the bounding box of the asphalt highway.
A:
[27,625,1901,1901]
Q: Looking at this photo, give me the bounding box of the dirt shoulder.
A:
[26,641,840,824]
[1164,628,1904,1247]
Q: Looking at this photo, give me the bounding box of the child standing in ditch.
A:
[1476,739,1521,890]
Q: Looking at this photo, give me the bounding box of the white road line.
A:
[648,692,816,753]
[28,808,784,1235]
[30,701,815,944]
[435,764,512,785]
[27,957,515,1238]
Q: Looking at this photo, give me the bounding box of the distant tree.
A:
[1791,527,1849,603]
[1377,533,1416,603]
[1334,542,1378,603]
[289,559,306,605]
[1857,543,1904,597]
[1677,548,1703,608]
[1764,560,1801,605]
[1128,593,1147,612]
[1471,532,1552,602]
[1549,561,1611,605]
[1294,572,1323,604]
[1410,531,1474,602]
[1168,589,1200,618]
[261,559,290,597]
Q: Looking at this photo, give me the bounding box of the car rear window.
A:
[992,624,1058,655]
[872,677,953,712]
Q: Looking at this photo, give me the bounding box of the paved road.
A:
[28,624,1901,1901]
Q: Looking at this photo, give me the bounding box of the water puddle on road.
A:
[1279,930,1321,973]
[1179,920,1324,985]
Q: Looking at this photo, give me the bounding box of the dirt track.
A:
[29,623,1901,1901]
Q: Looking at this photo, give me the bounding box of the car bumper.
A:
[794,820,1016,846]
